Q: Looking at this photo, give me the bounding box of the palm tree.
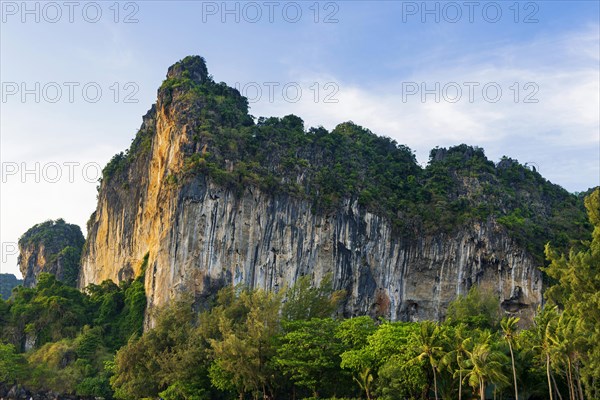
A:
[413,321,444,400]
[442,324,471,400]
[551,313,587,400]
[533,305,559,400]
[501,316,520,400]
[463,331,509,400]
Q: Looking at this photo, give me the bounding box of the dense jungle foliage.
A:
[1,188,598,399]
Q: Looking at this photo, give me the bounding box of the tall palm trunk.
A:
[508,341,518,400]
[551,371,564,400]
[432,363,439,400]
[575,363,584,400]
[458,369,463,400]
[547,353,554,400]
[567,358,575,400]
[479,378,485,400]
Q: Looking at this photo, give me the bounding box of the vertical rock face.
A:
[18,219,85,287]
[79,56,548,324]
[160,182,544,322]
[82,173,542,323]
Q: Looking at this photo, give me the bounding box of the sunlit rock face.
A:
[80,56,543,326]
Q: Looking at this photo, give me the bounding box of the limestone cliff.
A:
[80,56,588,324]
[19,219,85,287]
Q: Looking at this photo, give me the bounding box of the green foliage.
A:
[377,352,428,400]
[0,341,26,384]
[338,320,426,400]
[6,273,89,348]
[542,188,600,398]
[110,278,355,400]
[111,298,217,400]
[18,219,84,249]
[460,330,510,399]
[25,339,80,393]
[102,152,128,183]
[2,189,598,399]
[207,287,283,398]
[159,381,209,400]
[111,299,200,399]
[275,318,352,398]
[0,266,147,399]
[55,246,81,287]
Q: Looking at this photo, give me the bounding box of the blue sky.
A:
[1,0,599,277]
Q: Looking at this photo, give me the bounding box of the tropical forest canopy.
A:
[1,188,599,399]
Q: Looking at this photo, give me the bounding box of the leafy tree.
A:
[207,287,283,399]
[0,341,26,384]
[5,273,89,349]
[275,318,351,398]
[377,353,428,400]
[25,339,80,393]
[531,305,560,400]
[110,333,159,399]
[551,313,586,400]
[110,299,205,400]
[336,316,378,399]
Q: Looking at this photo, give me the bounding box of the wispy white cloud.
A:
[251,25,599,190]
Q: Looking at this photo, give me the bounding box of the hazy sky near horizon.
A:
[1,0,599,278]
